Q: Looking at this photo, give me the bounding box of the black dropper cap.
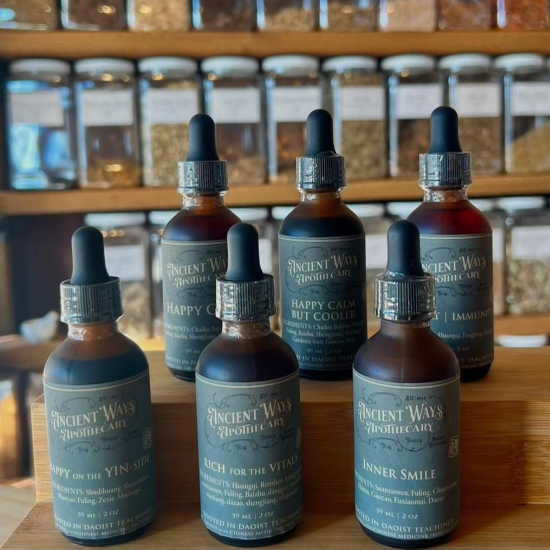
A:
[375,221,435,322]
[60,227,122,325]
[419,106,471,188]
[297,109,346,190]
[178,114,228,193]
[216,224,275,322]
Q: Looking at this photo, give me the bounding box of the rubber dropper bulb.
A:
[225,223,264,283]
[428,106,462,154]
[386,220,425,277]
[186,114,220,162]
[305,109,337,157]
[70,226,110,285]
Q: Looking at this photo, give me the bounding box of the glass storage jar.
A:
[0,0,58,29]
[319,0,378,30]
[438,0,491,30]
[495,54,550,174]
[75,59,141,188]
[139,57,200,187]
[257,0,317,31]
[470,199,506,317]
[497,0,548,30]
[127,0,191,30]
[323,56,386,181]
[440,54,502,176]
[379,0,437,31]
[497,197,550,315]
[192,0,255,30]
[263,55,322,184]
[6,59,77,190]
[382,55,443,178]
[149,210,178,340]
[203,57,266,186]
[61,0,126,30]
[85,213,152,341]
[348,204,392,323]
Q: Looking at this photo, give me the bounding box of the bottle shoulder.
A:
[163,207,240,242]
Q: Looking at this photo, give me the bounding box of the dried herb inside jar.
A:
[439,0,491,29]
[0,0,58,29]
[119,281,152,341]
[508,123,550,174]
[128,0,190,30]
[62,0,126,29]
[148,125,189,186]
[380,0,437,31]
[195,0,254,30]
[272,122,305,185]
[508,258,550,315]
[395,119,431,177]
[324,0,377,30]
[459,117,502,175]
[261,0,316,31]
[498,0,548,29]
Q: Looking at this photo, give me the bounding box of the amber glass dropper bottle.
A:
[162,114,240,381]
[43,227,157,546]
[354,220,460,549]
[196,223,302,547]
[409,106,494,382]
[279,109,366,381]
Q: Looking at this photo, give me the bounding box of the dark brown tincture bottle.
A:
[354,221,460,549]
[279,109,366,381]
[162,114,240,381]
[196,223,302,547]
[43,227,157,546]
[409,107,494,382]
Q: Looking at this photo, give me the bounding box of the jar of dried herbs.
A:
[379,0,437,31]
[0,0,58,29]
[202,56,266,186]
[497,197,550,315]
[319,0,378,30]
[263,55,322,184]
[140,57,200,187]
[323,56,386,181]
[85,212,152,341]
[439,0,491,30]
[60,0,126,30]
[257,0,317,31]
[75,59,141,188]
[440,54,502,176]
[348,204,392,323]
[497,0,548,30]
[382,55,443,178]
[6,59,77,190]
[192,0,255,30]
[495,54,550,174]
[127,0,191,30]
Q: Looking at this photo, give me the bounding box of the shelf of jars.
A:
[1,31,550,60]
[0,175,549,216]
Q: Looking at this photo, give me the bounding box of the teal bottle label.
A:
[196,371,302,541]
[420,234,494,370]
[43,371,157,541]
[279,234,367,372]
[161,239,228,373]
[354,371,460,542]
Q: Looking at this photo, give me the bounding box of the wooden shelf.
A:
[3,502,550,549]
[1,174,549,216]
[1,31,550,60]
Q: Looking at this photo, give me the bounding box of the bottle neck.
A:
[182,192,225,210]
[68,321,120,341]
[300,189,342,203]
[379,319,431,336]
[222,320,272,339]
[422,187,468,203]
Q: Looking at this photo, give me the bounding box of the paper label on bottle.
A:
[454,83,501,118]
[9,91,65,127]
[82,90,135,127]
[420,234,494,370]
[511,226,550,260]
[341,86,385,121]
[196,371,302,541]
[43,371,157,541]
[161,239,227,373]
[354,371,460,541]
[210,88,261,124]
[279,234,367,372]
[148,89,199,125]
[511,83,550,116]
[397,84,443,120]
[104,245,146,282]
[492,228,504,263]
[366,234,388,270]
[273,87,322,122]
[259,238,273,273]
